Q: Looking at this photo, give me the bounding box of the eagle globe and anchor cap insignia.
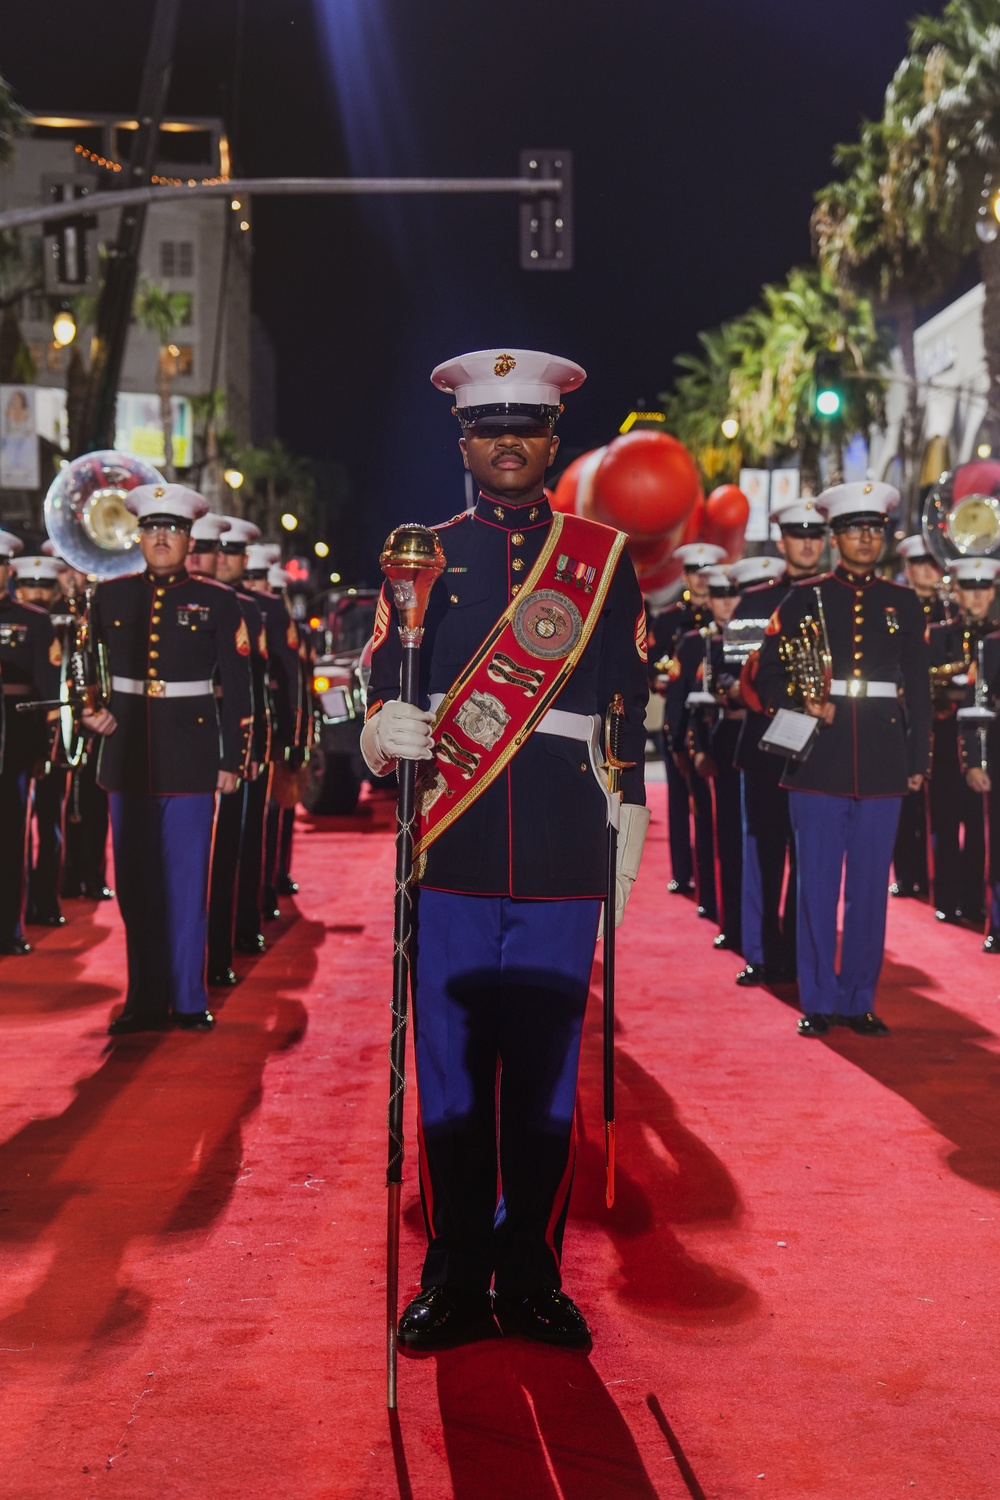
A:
[494,353,517,378]
[512,588,584,661]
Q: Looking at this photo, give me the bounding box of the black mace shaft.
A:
[601,693,634,1211]
[385,641,419,1410]
[380,524,446,1411]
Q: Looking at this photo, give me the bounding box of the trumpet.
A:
[778,586,833,710]
[685,625,722,710]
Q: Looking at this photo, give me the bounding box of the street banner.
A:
[740,468,770,541]
[0,384,39,490]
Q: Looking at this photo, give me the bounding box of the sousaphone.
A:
[42,450,165,763]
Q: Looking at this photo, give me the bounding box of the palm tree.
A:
[660,321,753,486]
[0,73,24,167]
[236,439,316,539]
[132,278,193,479]
[190,389,228,508]
[729,267,889,492]
[813,110,964,512]
[901,1,1000,430]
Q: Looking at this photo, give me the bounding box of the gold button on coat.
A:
[511,532,524,546]
[511,558,525,572]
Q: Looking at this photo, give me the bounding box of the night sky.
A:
[3,0,938,575]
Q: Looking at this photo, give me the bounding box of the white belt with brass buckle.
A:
[112,675,214,699]
[829,679,897,699]
[428,694,593,741]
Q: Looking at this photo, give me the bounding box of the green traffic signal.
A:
[814,351,844,419]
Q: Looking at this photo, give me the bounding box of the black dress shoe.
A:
[108,1010,170,1035]
[276,875,299,896]
[0,938,32,956]
[667,878,694,896]
[262,905,281,923]
[397,1287,497,1349]
[983,931,1000,953]
[797,1013,831,1037]
[843,1011,889,1036]
[208,967,239,987]
[494,1289,591,1349]
[83,885,115,901]
[235,933,266,955]
[935,909,962,924]
[175,1010,215,1031]
[25,912,65,927]
[695,905,717,921]
[712,932,733,951]
[736,963,767,987]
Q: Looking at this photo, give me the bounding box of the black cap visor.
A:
[457,403,560,437]
[830,511,888,533]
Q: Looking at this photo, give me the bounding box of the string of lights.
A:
[73,143,229,188]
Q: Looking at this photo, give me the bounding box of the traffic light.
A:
[814,351,844,419]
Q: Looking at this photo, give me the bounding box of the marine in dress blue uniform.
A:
[649,542,725,899]
[363,349,650,1351]
[754,482,931,1037]
[236,544,304,952]
[891,535,954,900]
[926,558,998,927]
[12,556,69,929]
[85,485,253,1032]
[187,514,271,987]
[0,531,60,955]
[958,601,1000,951]
[731,501,828,986]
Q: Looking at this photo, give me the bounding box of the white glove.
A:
[598,802,652,935]
[360,700,435,775]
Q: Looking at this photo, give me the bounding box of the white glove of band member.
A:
[598,802,652,935]
[360,700,435,775]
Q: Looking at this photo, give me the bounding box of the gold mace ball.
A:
[380,524,447,634]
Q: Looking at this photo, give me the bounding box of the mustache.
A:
[491,450,526,465]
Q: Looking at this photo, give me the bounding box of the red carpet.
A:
[1,789,998,1498]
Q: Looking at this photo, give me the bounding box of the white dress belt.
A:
[428,693,593,741]
[828,679,898,699]
[112,675,215,699]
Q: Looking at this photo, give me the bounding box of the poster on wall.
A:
[115,393,192,469]
[0,384,39,490]
[740,468,771,542]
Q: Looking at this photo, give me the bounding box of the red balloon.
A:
[551,447,606,515]
[952,459,1000,502]
[590,431,702,541]
[703,484,750,558]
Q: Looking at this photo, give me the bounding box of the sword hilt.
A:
[601,692,635,797]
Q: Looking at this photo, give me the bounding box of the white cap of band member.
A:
[953,557,1000,585]
[703,565,739,594]
[12,555,60,582]
[245,544,274,576]
[897,534,937,561]
[770,497,828,530]
[41,539,58,557]
[268,564,292,590]
[261,543,282,565]
[729,555,787,589]
[219,516,262,549]
[821,480,899,528]
[125,482,209,523]
[190,513,230,545]
[431,348,586,427]
[0,530,25,561]
[674,542,728,570]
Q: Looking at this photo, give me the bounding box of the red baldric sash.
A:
[413,511,626,857]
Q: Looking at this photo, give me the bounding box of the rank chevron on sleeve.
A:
[413,511,627,859]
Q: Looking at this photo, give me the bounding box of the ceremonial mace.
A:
[601,693,635,1209]
[380,523,446,1410]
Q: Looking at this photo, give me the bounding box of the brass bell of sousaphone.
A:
[38,451,164,765]
[43,449,164,580]
[923,457,1000,568]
